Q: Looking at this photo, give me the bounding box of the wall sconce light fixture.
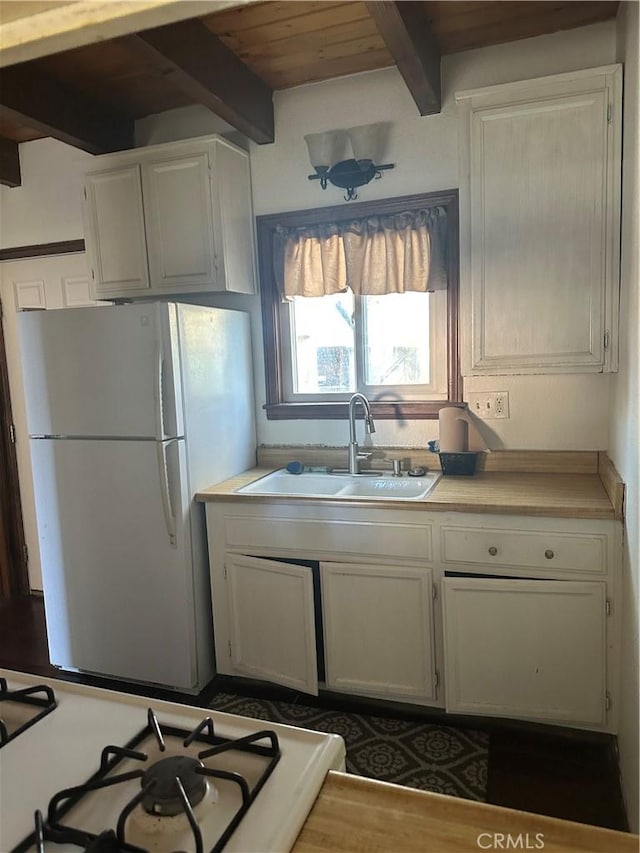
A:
[305,123,394,201]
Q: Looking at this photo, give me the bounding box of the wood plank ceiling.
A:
[0,1,620,186]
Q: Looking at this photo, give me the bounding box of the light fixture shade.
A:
[347,123,388,166]
[304,130,348,171]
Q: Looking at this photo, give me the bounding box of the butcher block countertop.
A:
[196,459,622,520]
[292,772,638,852]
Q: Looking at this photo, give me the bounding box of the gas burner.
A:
[0,677,57,747]
[141,755,207,816]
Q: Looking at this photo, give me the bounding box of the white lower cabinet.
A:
[205,502,619,731]
[321,562,436,703]
[226,555,318,694]
[442,577,607,726]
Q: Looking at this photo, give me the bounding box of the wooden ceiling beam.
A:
[366,1,441,115]
[124,18,274,144]
[0,64,134,154]
[0,137,21,187]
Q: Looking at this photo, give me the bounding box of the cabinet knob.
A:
[488,546,498,556]
[545,549,555,560]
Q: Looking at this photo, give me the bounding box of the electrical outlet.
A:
[467,392,510,419]
[494,392,509,418]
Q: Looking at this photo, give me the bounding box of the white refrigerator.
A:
[18,302,256,692]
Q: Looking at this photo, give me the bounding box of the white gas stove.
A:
[0,670,345,853]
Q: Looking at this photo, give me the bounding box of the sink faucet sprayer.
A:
[347,393,376,474]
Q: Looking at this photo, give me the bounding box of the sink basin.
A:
[237,469,441,500]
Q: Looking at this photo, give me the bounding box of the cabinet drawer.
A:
[224,515,432,562]
[441,525,606,575]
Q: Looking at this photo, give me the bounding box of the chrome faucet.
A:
[347,393,376,474]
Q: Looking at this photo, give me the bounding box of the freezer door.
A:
[18,303,183,439]
[30,437,204,690]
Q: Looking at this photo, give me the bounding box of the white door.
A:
[18,303,180,438]
[442,577,607,725]
[142,152,217,290]
[321,562,436,702]
[31,437,197,689]
[83,166,150,296]
[226,555,318,694]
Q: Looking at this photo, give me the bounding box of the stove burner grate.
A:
[0,678,57,748]
[15,707,281,853]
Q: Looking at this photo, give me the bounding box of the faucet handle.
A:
[387,458,402,477]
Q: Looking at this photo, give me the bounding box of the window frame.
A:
[256,190,461,420]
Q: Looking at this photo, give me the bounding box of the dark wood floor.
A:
[0,594,629,832]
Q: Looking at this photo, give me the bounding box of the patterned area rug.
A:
[209,692,488,802]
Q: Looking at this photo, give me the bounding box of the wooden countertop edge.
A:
[195,469,617,520]
[598,451,625,519]
[292,771,639,853]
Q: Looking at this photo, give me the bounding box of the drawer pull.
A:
[545,549,555,560]
[488,546,498,556]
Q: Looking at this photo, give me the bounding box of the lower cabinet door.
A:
[226,555,318,694]
[321,562,436,702]
[442,577,607,726]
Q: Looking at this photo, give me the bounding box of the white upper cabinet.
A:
[83,135,256,299]
[457,65,622,374]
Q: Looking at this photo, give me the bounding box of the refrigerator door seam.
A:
[29,435,184,441]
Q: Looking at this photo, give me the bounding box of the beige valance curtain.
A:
[273,207,447,300]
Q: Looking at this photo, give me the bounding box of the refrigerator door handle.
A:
[157,440,177,547]
[155,339,166,441]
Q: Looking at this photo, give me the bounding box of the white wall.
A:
[612,0,640,834]
[0,138,92,247]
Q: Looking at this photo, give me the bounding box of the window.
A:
[257,191,461,420]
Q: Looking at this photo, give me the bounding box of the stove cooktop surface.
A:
[0,670,345,853]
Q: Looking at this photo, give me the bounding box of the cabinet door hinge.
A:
[432,584,438,601]
[605,598,612,616]
[607,103,612,124]
[227,640,232,658]
[83,186,87,200]
[9,423,16,444]
[605,691,611,712]
[223,565,228,580]
[604,330,610,351]
[434,669,440,690]
[23,544,29,567]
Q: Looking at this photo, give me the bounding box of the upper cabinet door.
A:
[459,66,622,374]
[142,152,217,290]
[83,166,150,296]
